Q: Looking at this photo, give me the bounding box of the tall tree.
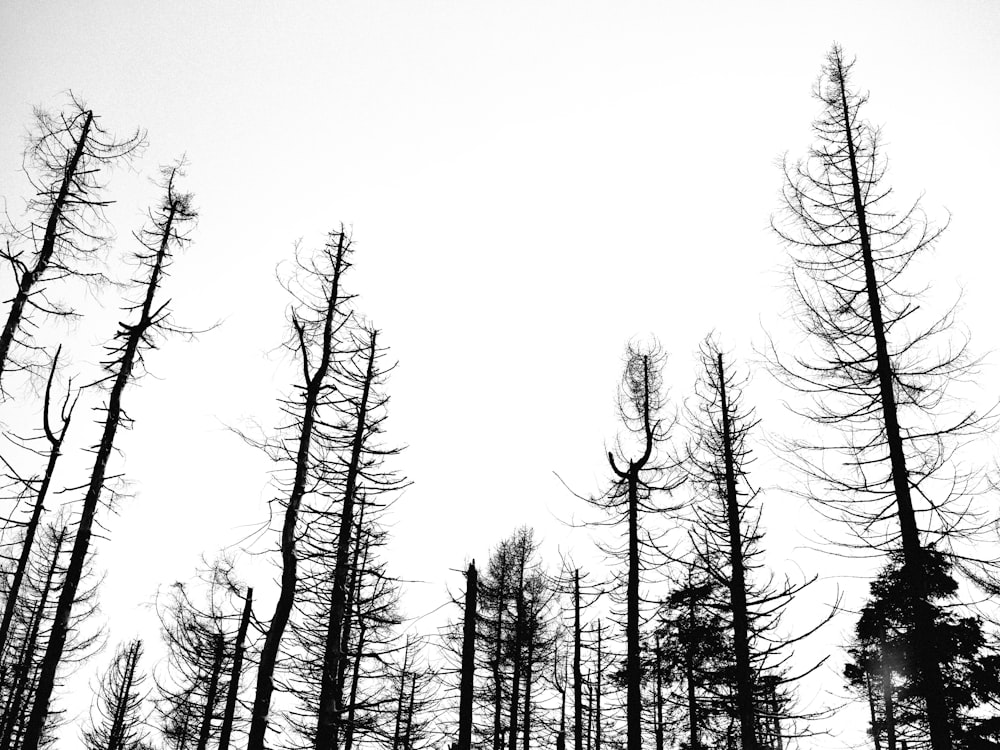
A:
[596,341,682,750]
[771,45,991,750]
[246,230,353,750]
[21,164,196,750]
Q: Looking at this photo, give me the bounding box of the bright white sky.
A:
[2,1,1000,747]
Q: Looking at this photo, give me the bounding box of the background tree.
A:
[81,639,148,750]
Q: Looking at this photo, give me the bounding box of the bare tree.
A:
[246,230,353,750]
[770,44,992,750]
[20,163,197,750]
[0,96,143,387]
[81,639,148,750]
[592,341,683,750]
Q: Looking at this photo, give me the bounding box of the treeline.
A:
[1,43,998,750]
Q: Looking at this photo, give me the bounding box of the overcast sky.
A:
[2,1,1000,746]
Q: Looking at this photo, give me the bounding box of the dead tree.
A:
[0,525,66,750]
[686,337,830,749]
[593,341,682,750]
[20,164,195,750]
[0,349,77,661]
[0,97,143,386]
[457,562,478,750]
[770,45,991,750]
[315,325,406,750]
[246,229,353,750]
[217,586,252,750]
[81,639,148,750]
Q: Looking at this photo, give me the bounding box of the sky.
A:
[2,1,1000,746]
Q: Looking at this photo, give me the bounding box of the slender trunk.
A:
[573,571,583,750]
[218,587,253,750]
[344,538,372,750]
[587,674,593,750]
[343,617,366,750]
[507,584,524,750]
[864,669,883,750]
[249,235,346,750]
[315,331,378,750]
[403,674,416,750]
[685,594,699,750]
[654,635,663,750]
[716,353,757,750]
[595,623,602,750]
[195,634,225,750]
[625,469,641,750]
[492,591,504,750]
[393,669,406,750]
[21,201,179,750]
[0,529,65,750]
[458,562,478,750]
[834,55,951,750]
[332,508,367,750]
[556,655,566,750]
[522,627,534,750]
[880,637,897,750]
[0,111,92,385]
[107,643,140,750]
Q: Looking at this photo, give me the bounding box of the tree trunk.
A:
[458,562,478,750]
[522,627,534,750]
[332,508,367,750]
[654,635,663,750]
[21,198,180,750]
[625,469,641,750]
[195,634,225,750]
[249,234,347,750]
[106,642,141,750]
[717,352,757,750]
[315,331,378,750]
[573,570,583,750]
[218,587,253,750]
[507,584,524,750]
[833,53,952,750]
[595,623,602,750]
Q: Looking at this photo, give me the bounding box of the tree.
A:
[81,639,148,750]
[246,229,353,750]
[20,164,196,750]
[155,557,249,750]
[0,96,143,387]
[686,338,828,750]
[844,548,1000,750]
[0,349,78,662]
[595,341,683,750]
[457,561,478,750]
[770,44,991,750]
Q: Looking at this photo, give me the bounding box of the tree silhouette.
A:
[0,96,143,387]
[769,44,991,750]
[81,639,148,750]
[20,164,196,750]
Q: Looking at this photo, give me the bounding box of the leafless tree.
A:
[81,639,149,750]
[768,44,997,750]
[20,163,196,750]
[0,96,143,388]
